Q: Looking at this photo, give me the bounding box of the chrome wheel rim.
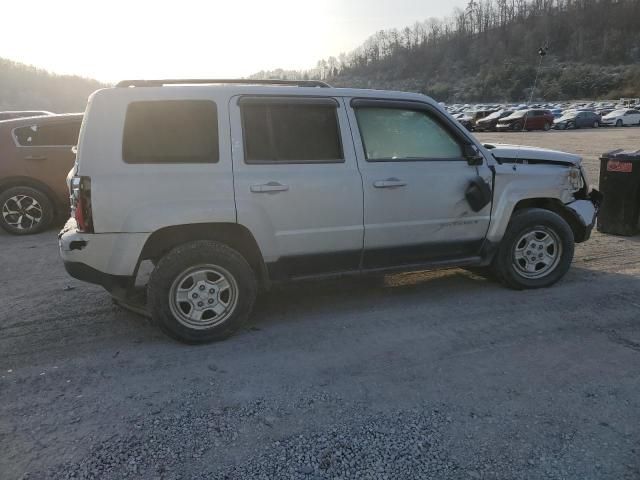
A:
[512,227,562,279]
[169,265,239,329]
[2,195,43,231]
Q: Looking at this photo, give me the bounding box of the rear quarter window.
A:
[122,100,219,164]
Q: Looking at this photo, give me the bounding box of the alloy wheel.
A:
[1,194,43,231]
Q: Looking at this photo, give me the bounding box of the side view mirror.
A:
[463,144,484,166]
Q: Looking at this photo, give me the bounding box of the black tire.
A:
[593,121,599,128]
[616,119,623,127]
[0,186,54,235]
[543,122,551,131]
[147,240,257,343]
[512,122,523,131]
[493,208,574,290]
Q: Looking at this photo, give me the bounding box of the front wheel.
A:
[616,119,623,127]
[493,209,574,290]
[148,240,257,343]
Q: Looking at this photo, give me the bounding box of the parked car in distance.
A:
[0,110,53,121]
[0,113,82,234]
[469,109,499,128]
[496,109,554,131]
[453,112,474,131]
[553,111,601,129]
[474,110,513,131]
[59,79,599,344]
[600,108,640,127]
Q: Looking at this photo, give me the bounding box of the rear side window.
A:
[123,100,218,164]
[14,121,81,146]
[240,99,343,163]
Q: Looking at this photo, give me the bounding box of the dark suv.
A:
[496,109,554,131]
[0,113,82,234]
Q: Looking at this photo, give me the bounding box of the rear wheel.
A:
[543,122,551,131]
[148,240,257,343]
[494,209,574,290]
[0,186,54,235]
[593,121,599,128]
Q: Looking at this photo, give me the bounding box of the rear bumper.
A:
[59,218,148,290]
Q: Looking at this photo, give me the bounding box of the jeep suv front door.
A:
[231,96,364,280]
[347,99,493,269]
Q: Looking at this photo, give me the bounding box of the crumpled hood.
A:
[488,144,582,166]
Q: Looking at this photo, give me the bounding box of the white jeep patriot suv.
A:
[59,79,600,343]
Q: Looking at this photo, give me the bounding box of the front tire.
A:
[148,241,257,343]
[494,209,574,290]
[616,119,623,127]
[0,186,54,235]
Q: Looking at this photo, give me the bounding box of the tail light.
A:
[70,176,93,233]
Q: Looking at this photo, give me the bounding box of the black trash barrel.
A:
[597,149,640,236]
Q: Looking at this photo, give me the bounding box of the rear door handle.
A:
[24,155,47,161]
[250,182,289,193]
[373,178,407,188]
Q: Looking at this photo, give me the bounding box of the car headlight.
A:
[567,167,584,192]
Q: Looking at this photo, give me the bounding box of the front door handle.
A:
[373,178,407,188]
[250,182,289,193]
[24,155,47,161]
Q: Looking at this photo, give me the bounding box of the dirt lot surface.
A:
[1,129,639,479]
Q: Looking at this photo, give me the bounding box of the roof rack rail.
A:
[115,78,331,88]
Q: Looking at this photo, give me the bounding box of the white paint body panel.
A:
[59,222,148,276]
[78,88,236,233]
[344,102,492,253]
[229,96,363,261]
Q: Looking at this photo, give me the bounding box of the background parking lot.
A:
[1,129,639,479]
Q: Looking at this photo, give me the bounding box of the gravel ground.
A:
[1,129,640,479]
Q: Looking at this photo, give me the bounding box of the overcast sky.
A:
[0,0,466,82]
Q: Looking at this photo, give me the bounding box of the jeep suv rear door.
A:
[347,99,493,269]
[230,96,364,280]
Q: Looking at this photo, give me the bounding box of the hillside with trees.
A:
[0,58,104,113]
[253,0,640,103]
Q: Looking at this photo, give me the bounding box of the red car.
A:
[496,109,554,131]
[0,113,82,234]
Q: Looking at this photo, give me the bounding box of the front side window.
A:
[241,100,343,163]
[123,100,219,164]
[354,107,462,161]
[15,121,81,146]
